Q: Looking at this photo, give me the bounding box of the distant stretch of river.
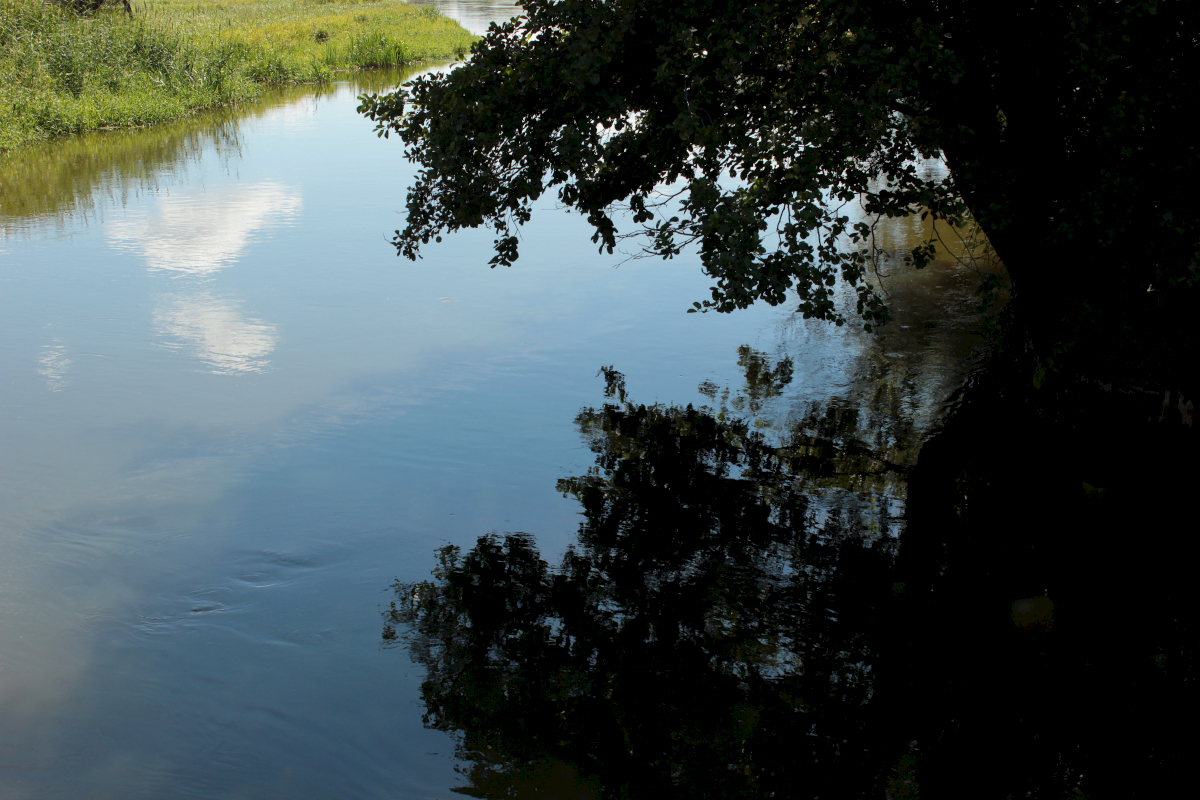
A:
[0,4,994,797]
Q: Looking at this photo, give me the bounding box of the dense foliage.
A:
[361,0,1198,385]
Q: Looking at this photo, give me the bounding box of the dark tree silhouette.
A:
[387,363,1196,799]
[361,0,1199,390]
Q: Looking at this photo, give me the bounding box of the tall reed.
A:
[0,0,474,151]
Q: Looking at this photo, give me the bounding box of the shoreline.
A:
[0,0,475,153]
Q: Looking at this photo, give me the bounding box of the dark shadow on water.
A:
[891,318,1197,800]
[386,338,1196,799]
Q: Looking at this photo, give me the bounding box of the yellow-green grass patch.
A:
[0,0,475,151]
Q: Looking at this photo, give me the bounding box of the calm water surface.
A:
[0,11,994,799]
[406,0,523,36]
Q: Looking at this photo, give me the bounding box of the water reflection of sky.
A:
[0,61,997,800]
[106,182,301,276]
[154,292,279,374]
[407,0,523,36]
[36,338,72,391]
[103,181,297,373]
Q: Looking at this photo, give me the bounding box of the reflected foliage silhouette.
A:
[388,363,907,798]
[388,351,1196,799]
[711,347,915,497]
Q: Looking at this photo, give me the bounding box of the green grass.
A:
[0,0,476,152]
[0,71,414,233]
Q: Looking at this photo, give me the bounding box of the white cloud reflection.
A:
[38,338,71,391]
[106,182,300,276]
[105,181,298,373]
[154,293,278,374]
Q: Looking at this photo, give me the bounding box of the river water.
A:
[0,6,998,798]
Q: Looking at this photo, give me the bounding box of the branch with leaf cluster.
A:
[358,0,971,331]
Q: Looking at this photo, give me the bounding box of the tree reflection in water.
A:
[386,352,1195,799]
[387,358,909,798]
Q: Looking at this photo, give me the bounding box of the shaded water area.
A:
[2,4,1192,799]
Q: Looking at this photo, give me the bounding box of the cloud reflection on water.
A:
[38,338,72,391]
[105,181,297,374]
[154,292,279,374]
[106,182,300,276]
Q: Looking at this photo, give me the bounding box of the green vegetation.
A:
[0,69,412,232]
[361,0,1197,390]
[0,0,474,151]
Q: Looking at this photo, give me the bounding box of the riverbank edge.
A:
[0,56,445,154]
[0,0,476,154]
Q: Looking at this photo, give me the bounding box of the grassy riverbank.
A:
[0,0,474,152]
